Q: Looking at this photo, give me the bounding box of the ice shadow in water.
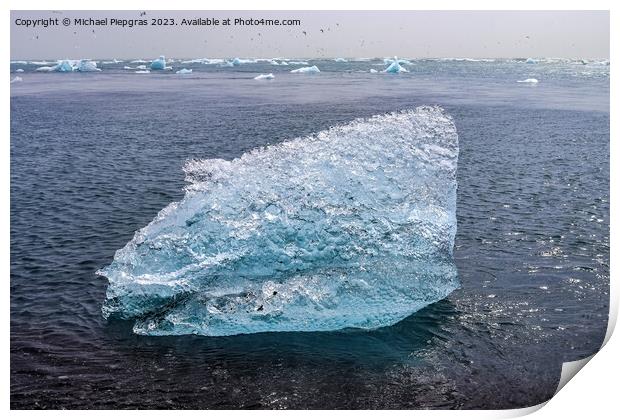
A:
[104,297,459,370]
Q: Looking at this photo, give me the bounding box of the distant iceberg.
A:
[517,78,539,84]
[288,61,309,65]
[525,58,538,64]
[384,57,409,73]
[384,57,412,65]
[254,73,275,80]
[231,58,256,66]
[34,59,100,73]
[10,76,22,84]
[183,58,225,65]
[369,69,378,73]
[175,68,193,74]
[290,65,320,74]
[334,58,348,62]
[135,70,150,74]
[76,60,101,72]
[55,60,75,72]
[150,56,166,70]
[131,59,148,64]
[15,69,24,73]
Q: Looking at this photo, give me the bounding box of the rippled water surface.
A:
[10,59,609,409]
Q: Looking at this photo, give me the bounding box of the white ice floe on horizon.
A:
[11,61,28,65]
[525,58,538,64]
[384,57,412,65]
[434,58,495,62]
[334,58,348,62]
[181,58,226,65]
[288,61,309,65]
[231,58,256,66]
[10,76,23,84]
[131,59,148,64]
[268,60,286,66]
[150,56,166,70]
[517,78,539,84]
[254,73,275,80]
[176,68,193,74]
[135,70,150,74]
[290,65,320,74]
[369,69,378,73]
[15,69,24,73]
[102,59,123,64]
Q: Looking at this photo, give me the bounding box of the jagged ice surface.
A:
[99,106,460,336]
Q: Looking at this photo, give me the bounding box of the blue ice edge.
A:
[98,106,460,336]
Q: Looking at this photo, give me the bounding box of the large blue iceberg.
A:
[99,106,460,336]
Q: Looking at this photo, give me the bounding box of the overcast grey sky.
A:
[11,10,609,60]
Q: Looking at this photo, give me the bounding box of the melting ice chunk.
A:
[10,76,22,83]
[254,73,275,80]
[99,106,460,336]
[176,68,193,74]
[290,65,320,74]
[517,78,539,84]
[150,56,166,70]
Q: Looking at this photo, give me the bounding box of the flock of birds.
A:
[28,11,548,58]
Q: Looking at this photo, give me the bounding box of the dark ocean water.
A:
[10,59,609,409]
